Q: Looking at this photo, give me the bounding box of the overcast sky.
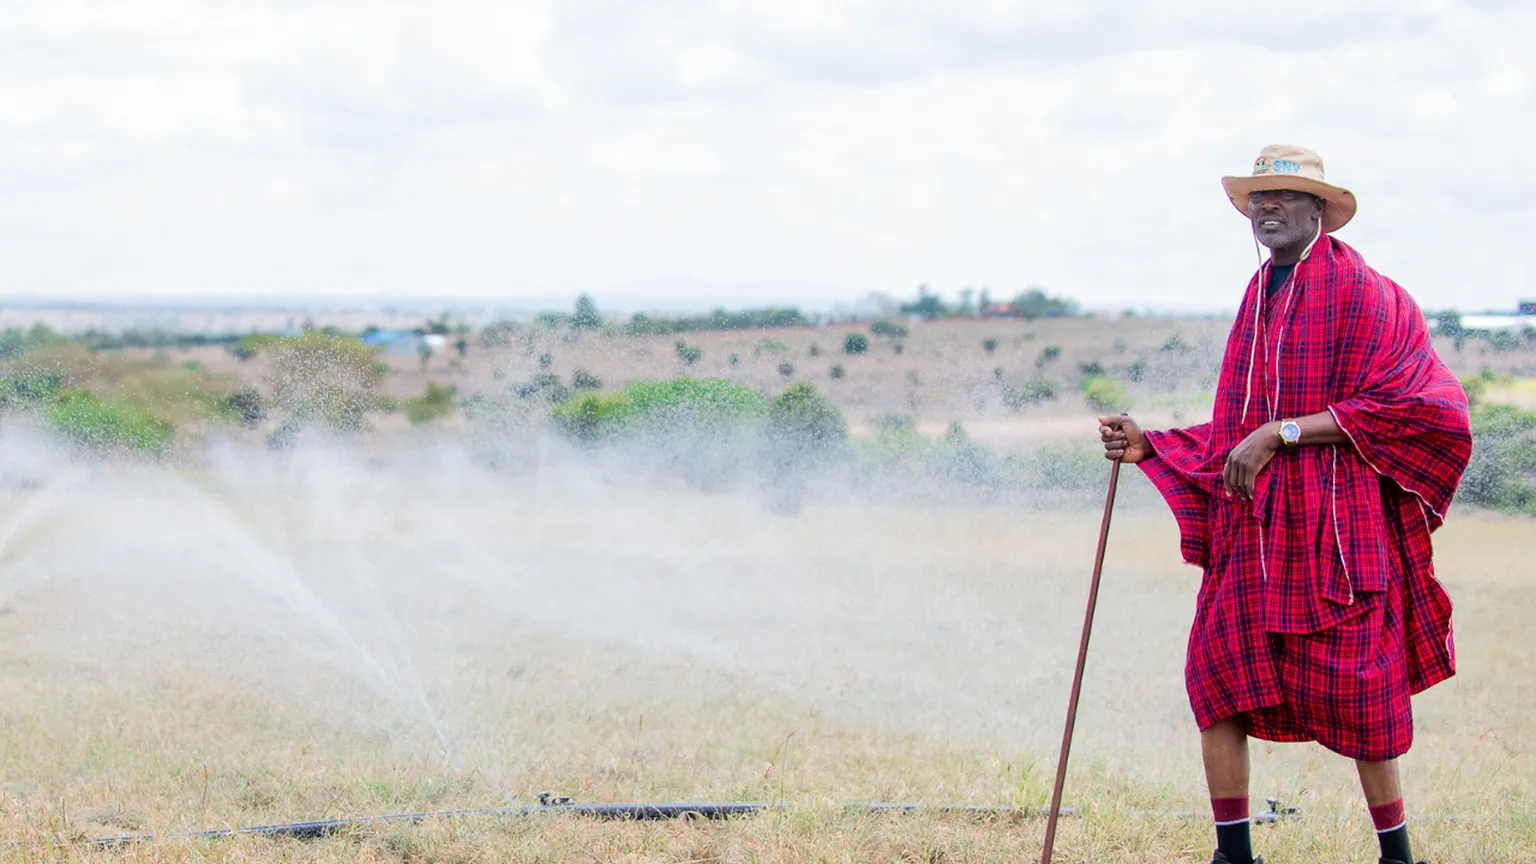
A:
[1,0,1530,313]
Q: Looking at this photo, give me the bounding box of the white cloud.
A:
[0,0,1531,311]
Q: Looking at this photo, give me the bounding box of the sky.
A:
[0,0,1531,314]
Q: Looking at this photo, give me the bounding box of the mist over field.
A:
[0,308,1533,861]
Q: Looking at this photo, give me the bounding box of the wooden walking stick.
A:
[1040,458,1122,864]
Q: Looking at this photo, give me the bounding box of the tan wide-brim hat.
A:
[1221,144,1357,233]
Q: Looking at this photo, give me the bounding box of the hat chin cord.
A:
[1241,220,1322,425]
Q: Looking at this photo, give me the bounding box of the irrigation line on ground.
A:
[20,797,1509,849]
[75,802,1066,848]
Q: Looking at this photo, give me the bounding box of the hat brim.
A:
[1221,174,1357,233]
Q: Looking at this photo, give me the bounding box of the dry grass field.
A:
[0,314,1533,861]
[0,430,1531,862]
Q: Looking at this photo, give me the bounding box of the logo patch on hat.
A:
[1254,157,1272,174]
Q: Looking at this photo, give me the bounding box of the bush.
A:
[829,363,845,380]
[225,387,266,428]
[1460,405,1536,512]
[729,353,740,366]
[550,378,767,445]
[549,391,635,443]
[268,331,389,434]
[764,382,847,456]
[871,319,909,339]
[1035,346,1062,369]
[809,343,820,357]
[982,338,998,354]
[0,369,64,409]
[571,368,603,391]
[1128,359,1148,383]
[538,352,553,368]
[844,333,869,355]
[1161,334,1190,354]
[47,389,174,455]
[1081,376,1131,412]
[1078,361,1104,377]
[872,413,915,435]
[404,383,456,424]
[778,361,795,379]
[676,341,703,365]
[1001,378,1057,411]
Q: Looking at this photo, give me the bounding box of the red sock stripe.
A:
[1211,796,1249,824]
[1369,798,1406,832]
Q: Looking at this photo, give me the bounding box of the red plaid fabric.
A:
[1140,236,1470,757]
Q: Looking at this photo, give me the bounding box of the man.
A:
[1099,145,1472,864]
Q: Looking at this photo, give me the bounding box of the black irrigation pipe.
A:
[63,794,1490,850]
[80,799,1072,848]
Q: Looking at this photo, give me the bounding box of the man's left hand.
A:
[1223,422,1281,500]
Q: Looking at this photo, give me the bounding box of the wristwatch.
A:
[1278,419,1302,447]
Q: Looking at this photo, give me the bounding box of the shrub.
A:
[1078,361,1105,377]
[753,340,788,356]
[182,360,207,374]
[268,331,389,434]
[893,342,904,355]
[1081,375,1131,412]
[871,319,908,339]
[809,343,821,357]
[844,333,869,355]
[778,361,795,379]
[550,391,635,443]
[225,387,266,428]
[1128,359,1148,383]
[729,353,740,366]
[571,368,603,391]
[829,363,845,380]
[1161,334,1190,354]
[538,352,553,369]
[404,383,456,424]
[872,413,915,435]
[47,389,174,455]
[0,369,64,409]
[676,341,703,365]
[764,382,847,456]
[550,378,767,445]
[1460,405,1536,512]
[1001,378,1057,411]
[1035,346,1062,369]
[982,338,998,354]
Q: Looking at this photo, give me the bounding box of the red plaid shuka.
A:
[1140,235,1472,761]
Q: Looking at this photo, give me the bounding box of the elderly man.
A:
[1099,145,1471,864]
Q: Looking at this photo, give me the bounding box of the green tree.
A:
[572,294,604,330]
[1009,288,1078,319]
[899,284,948,321]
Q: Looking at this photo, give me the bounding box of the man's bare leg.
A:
[1202,717,1254,862]
[1202,716,1250,797]
[1356,758,1401,806]
[1358,759,1413,862]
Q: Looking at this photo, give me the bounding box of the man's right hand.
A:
[1098,415,1152,464]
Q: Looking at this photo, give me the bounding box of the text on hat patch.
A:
[1253,157,1302,175]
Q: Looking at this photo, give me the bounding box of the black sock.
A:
[1215,819,1253,864]
[1377,824,1412,863]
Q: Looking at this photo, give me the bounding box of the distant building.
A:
[1519,300,1536,316]
[361,330,447,356]
[1459,314,1535,334]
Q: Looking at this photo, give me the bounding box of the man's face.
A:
[1248,189,1323,250]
